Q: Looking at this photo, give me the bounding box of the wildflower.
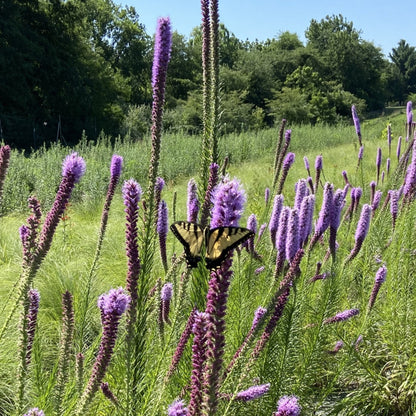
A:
[203,178,246,414]
[189,311,209,416]
[276,152,295,194]
[389,190,399,228]
[372,190,382,212]
[251,306,267,331]
[303,156,311,176]
[368,265,387,310]
[274,395,301,416]
[34,153,86,272]
[327,340,344,354]
[397,136,402,162]
[122,179,142,321]
[286,209,299,262]
[100,382,118,405]
[403,139,416,200]
[269,194,284,248]
[352,105,362,146]
[353,187,362,213]
[309,183,333,249]
[168,399,188,416]
[235,383,270,401]
[346,204,372,262]
[157,200,169,271]
[294,178,309,210]
[407,101,413,140]
[148,17,172,202]
[264,187,270,204]
[329,189,345,260]
[323,308,359,324]
[299,194,315,247]
[25,289,40,366]
[187,178,199,223]
[160,282,173,324]
[23,409,45,416]
[376,147,382,184]
[355,334,363,350]
[245,213,257,255]
[314,154,323,192]
[77,288,130,414]
[387,124,392,155]
[255,266,265,275]
[370,181,376,205]
[275,207,290,275]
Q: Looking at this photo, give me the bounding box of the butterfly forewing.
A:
[170,221,205,268]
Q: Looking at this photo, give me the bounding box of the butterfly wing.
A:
[170,221,205,268]
[205,227,255,269]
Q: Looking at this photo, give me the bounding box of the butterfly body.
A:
[170,221,254,269]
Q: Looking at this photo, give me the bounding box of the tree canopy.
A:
[0,3,414,148]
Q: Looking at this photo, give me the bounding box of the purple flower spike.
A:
[329,189,345,260]
[161,282,173,324]
[346,204,372,262]
[372,190,382,212]
[265,187,270,204]
[0,144,11,202]
[187,178,199,223]
[277,153,295,194]
[251,306,267,331]
[62,152,86,183]
[152,18,172,89]
[397,136,402,162]
[299,194,315,246]
[78,288,130,413]
[245,213,257,254]
[407,101,413,127]
[342,170,349,185]
[24,408,45,416]
[157,200,169,271]
[314,155,323,192]
[274,395,301,416]
[285,129,292,143]
[315,154,323,170]
[275,207,290,274]
[376,147,382,184]
[286,208,300,262]
[369,267,387,312]
[389,189,399,228]
[168,399,188,416]
[269,195,284,248]
[294,178,309,210]
[235,383,270,402]
[303,156,311,176]
[310,183,333,249]
[110,155,123,178]
[352,105,362,146]
[323,308,360,324]
[26,289,40,366]
[211,178,246,228]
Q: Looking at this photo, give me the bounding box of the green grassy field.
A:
[1,108,416,415]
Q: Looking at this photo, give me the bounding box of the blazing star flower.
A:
[352,105,362,145]
[251,306,267,331]
[269,195,284,248]
[397,136,402,162]
[277,152,295,194]
[310,183,333,249]
[324,308,359,324]
[294,178,309,210]
[376,147,382,184]
[372,190,382,212]
[25,289,40,366]
[314,155,323,193]
[187,178,199,223]
[407,101,413,128]
[168,399,188,416]
[368,265,387,310]
[157,200,169,271]
[303,156,311,176]
[100,382,118,405]
[264,187,270,204]
[346,204,372,262]
[160,282,173,324]
[23,408,45,416]
[274,395,301,416]
[77,288,130,414]
[390,189,399,228]
[275,207,290,274]
[286,209,300,262]
[299,194,315,246]
[235,383,270,402]
[0,144,11,202]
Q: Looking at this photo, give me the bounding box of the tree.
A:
[305,14,386,110]
[389,40,416,103]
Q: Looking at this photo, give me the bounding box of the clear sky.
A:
[122,0,415,58]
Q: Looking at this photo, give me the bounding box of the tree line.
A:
[1,0,416,148]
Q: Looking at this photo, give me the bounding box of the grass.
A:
[1,107,416,415]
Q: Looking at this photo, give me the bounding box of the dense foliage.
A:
[1,1,416,148]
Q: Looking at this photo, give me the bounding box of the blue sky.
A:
[123,0,415,57]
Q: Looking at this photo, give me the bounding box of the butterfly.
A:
[170,221,254,269]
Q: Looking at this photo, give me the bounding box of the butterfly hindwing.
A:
[205,226,254,269]
[170,221,205,268]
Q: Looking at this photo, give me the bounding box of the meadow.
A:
[1,4,416,415]
[1,104,416,416]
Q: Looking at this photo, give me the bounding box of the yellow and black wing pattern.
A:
[170,221,254,269]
